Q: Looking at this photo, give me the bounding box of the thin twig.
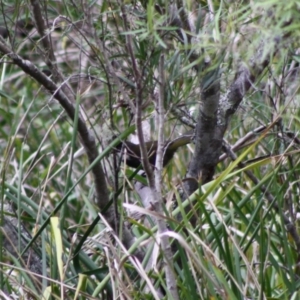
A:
[120,4,154,186]
[155,53,179,300]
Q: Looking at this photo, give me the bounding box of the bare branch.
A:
[154,53,179,299]
[184,25,285,198]
[29,0,59,81]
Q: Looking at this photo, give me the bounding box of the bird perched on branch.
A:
[116,130,194,169]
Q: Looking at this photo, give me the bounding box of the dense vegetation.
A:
[0,0,300,299]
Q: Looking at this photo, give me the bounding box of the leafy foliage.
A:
[0,0,300,299]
